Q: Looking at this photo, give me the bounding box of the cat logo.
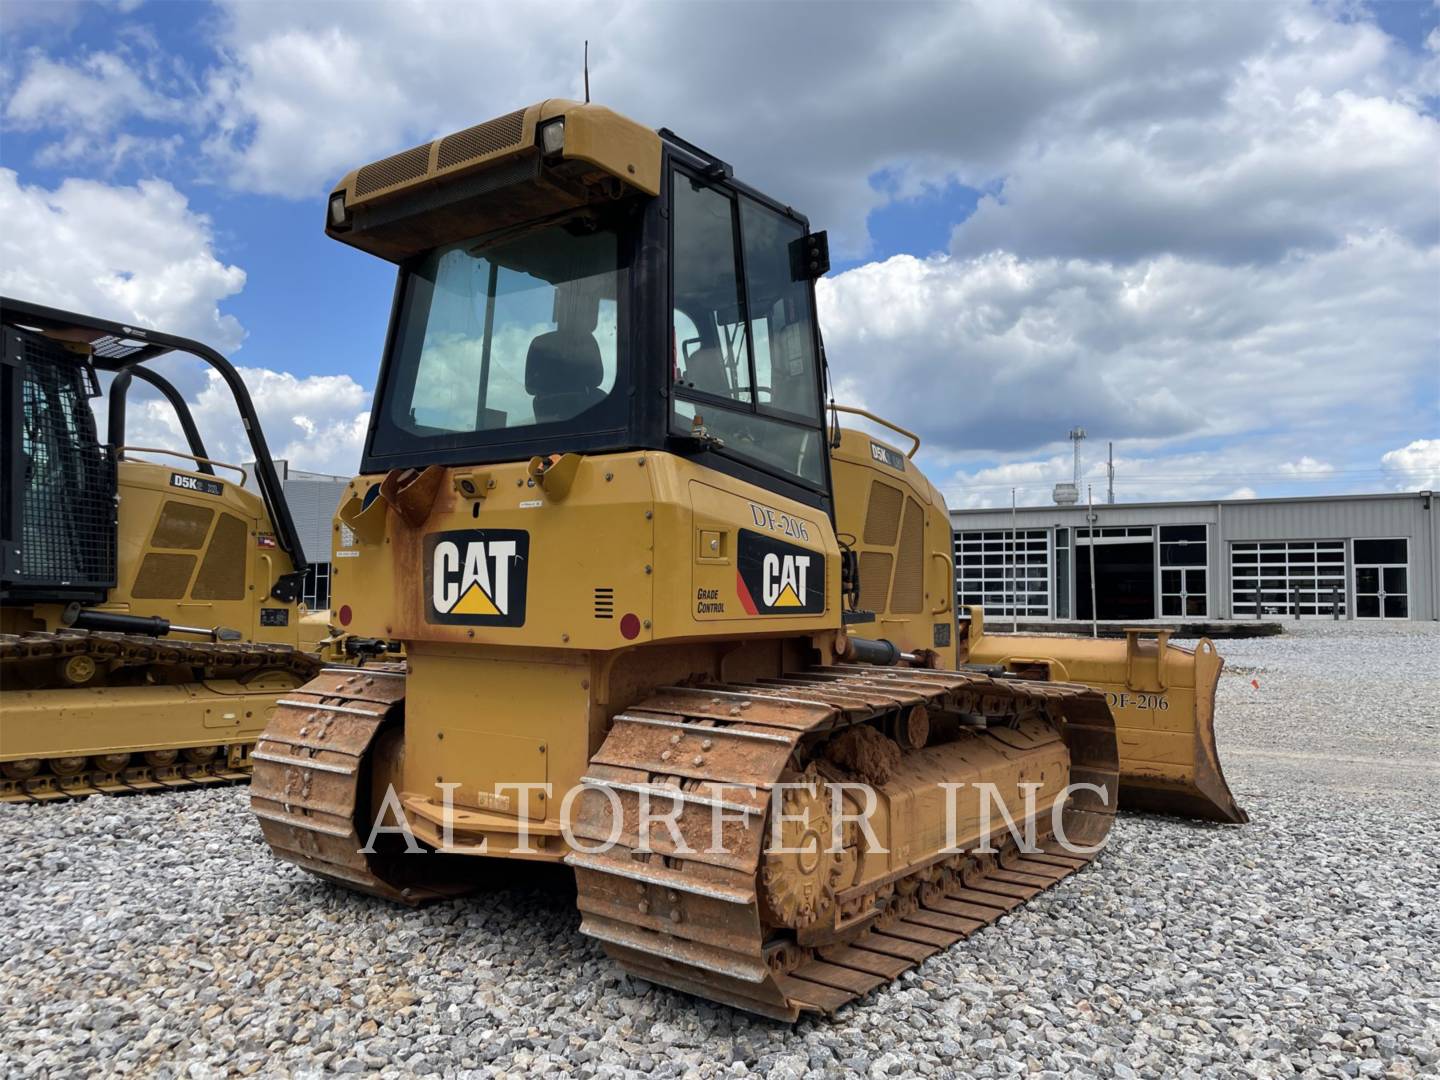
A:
[423,529,529,626]
[763,553,810,608]
[736,529,824,616]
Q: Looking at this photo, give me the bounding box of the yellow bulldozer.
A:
[827,412,1245,825]
[248,99,1240,1019]
[0,298,330,801]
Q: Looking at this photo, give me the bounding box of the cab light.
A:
[540,118,565,157]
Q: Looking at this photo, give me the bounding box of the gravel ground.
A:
[2,621,1437,1079]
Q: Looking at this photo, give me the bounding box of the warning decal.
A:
[423,529,529,627]
[736,529,824,616]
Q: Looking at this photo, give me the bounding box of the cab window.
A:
[371,214,628,457]
[670,169,824,486]
[671,177,752,403]
[738,197,820,421]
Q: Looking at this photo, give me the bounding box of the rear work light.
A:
[539,118,565,157]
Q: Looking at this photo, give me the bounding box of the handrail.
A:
[117,445,248,485]
[831,404,922,459]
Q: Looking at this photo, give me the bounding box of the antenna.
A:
[584,41,590,103]
[1106,441,1115,504]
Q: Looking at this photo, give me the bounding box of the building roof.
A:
[951,490,1428,516]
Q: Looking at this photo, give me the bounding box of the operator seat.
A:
[681,346,732,398]
[525,329,605,424]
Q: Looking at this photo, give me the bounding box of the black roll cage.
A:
[0,296,308,602]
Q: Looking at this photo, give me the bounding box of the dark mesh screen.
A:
[4,331,116,593]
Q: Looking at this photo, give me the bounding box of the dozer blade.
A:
[966,624,1247,824]
[1110,635,1245,824]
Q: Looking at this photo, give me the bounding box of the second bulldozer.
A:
[0,299,324,802]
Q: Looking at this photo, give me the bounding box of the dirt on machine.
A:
[0,300,328,802]
[246,99,1235,1019]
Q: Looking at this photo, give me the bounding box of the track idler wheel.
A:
[2,759,42,781]
[93,754,131,772]
[49,756,88,777]
[143,750,178,768]
[58,654,98,686]
[182,746,219,765]
[762,769,844,931]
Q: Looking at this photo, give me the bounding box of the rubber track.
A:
[1,629,324,804]
[567,665,1118,1021]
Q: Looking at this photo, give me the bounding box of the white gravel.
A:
[2,621,1437,1079]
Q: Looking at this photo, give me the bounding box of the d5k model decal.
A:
[424,530,529,626]
[736,529,824,616]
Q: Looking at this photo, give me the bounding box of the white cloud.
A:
[929,443,1363,511]
[1277,456,1335,478]
[5,49,182,133]
[0,169,246,350]
[122,366,370,477]
[819,232,1438,459]
[173,1,1435,263]
[32,130,183,172]
[1,0,1435,498]
[1381,439,1440,489]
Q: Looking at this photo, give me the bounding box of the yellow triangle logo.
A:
[452,581,501,616]
[773,583,803,608]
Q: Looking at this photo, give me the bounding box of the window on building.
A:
[1055,527,1070,619]
[302,562,331,611]
[954,529,1050,618]
[1231,540,1345,618]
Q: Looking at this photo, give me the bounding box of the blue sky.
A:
[1,0,1436,504]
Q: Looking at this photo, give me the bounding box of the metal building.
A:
[245,460,349,610]
[950,491,1439,622]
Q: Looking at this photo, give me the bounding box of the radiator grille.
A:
[863,480,904,546]
[857,551,893,614]
[890,497,926,613]
[4,331,116,593]
[437,109,527,171]
[192,512,248,600]
[150,501,214,550]
[132,553,195,599]
[354,142,432,197]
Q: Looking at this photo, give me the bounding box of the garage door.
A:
[1231,540,1346,618]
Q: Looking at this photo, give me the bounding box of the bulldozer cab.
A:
[330,103,833,515]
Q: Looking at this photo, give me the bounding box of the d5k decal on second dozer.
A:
[736,529,824,615]
[424,529,529,626]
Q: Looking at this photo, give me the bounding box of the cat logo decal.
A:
[424,530,529,626]
[736,530,824,616]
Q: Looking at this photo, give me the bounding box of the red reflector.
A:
[619,613,641,640]
[338,604,353,626]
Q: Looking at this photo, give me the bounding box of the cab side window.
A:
[670,167,825,487]
[738,198,820,421]
[671,176,752,403]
